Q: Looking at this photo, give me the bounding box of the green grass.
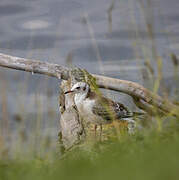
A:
[1,120,179,180]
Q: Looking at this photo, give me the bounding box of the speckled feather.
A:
[87,92,133,123]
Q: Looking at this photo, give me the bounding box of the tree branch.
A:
[0,53,69,80]
[94,75,178,114]
[0,53,178,115]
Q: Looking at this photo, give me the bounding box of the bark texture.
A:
[0,53,179,150]
[0,52,178,116]
[58,69,88,150]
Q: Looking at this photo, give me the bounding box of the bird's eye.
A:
[83,87,86,91]
[76,87,80,89]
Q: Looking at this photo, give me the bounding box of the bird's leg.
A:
[99,124,103,141]
[94,124,97,138]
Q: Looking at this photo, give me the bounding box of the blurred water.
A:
[0,0,179,149]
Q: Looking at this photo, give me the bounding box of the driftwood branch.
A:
[0,53,178,116]
[59,80,85,150]
[94,75,178,115]
[0,53,69,80]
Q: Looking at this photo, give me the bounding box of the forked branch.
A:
[0,53,178,115]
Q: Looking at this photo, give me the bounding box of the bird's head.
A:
[64,82,90,96]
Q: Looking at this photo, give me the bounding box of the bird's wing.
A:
[111,100,133,119]
[92,96,132,122]
[92,100,113,122]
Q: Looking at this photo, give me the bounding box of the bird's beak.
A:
[64,90,74,94]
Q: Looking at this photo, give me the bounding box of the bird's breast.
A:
[76,98,99,124]
[77,99,95,115]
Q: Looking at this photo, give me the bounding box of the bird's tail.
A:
[122,111,145,119]
[132,111,146,117]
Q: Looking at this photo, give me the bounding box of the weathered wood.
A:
[59,75,85,150]
[0,53,69,80]
[0,52,178,116]
[0,53,179,150]
[95,75,178,115]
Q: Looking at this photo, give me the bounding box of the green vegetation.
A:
[1,120,179,180]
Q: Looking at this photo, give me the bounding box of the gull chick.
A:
[64,82,136,128]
